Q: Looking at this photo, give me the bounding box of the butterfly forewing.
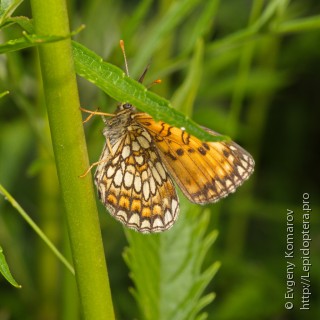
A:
[134,113,255,204]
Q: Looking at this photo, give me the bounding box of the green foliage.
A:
[0,184,74,274]
[171,38,204,116]
[0,0,23,25]
[0,19,84,54]
[0,244,21,288]
[124,203,219,320]
[0,90,9,98]
[128,0,204,76]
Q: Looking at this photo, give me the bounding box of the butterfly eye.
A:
[117,103,132,111]
[123,103,132,110]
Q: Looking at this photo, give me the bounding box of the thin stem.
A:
[0,184,74,275]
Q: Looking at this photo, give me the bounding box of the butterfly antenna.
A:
[138,64,161,87]
[138,64,149,83]
[147,79,162,89]
[120,40,130,77]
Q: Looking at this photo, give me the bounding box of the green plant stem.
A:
[0,184,74,275]
[29,1,114,319]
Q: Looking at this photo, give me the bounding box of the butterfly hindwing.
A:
[94,121,179,233]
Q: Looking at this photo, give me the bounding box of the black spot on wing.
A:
[198,146,207,155]
[176,148,184,156]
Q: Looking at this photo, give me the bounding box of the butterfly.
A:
[81,41,254,233]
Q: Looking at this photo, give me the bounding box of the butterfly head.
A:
[102,103,136,140]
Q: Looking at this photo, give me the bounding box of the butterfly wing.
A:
[135,113,255,204]
[94,122,179,233]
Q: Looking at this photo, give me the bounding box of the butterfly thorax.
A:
[103,103,137,145]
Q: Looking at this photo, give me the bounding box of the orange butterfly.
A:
[81,41,254,233]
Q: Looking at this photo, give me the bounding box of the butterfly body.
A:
[93,103,254,233]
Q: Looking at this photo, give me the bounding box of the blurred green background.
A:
[0,0,319,319]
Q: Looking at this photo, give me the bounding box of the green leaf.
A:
[275,14,320,34]
[171,38,204,115]
[130,0,203,75]
[0,32,72,54]
[207,0,282,56]
[0,16,34,33]
[0,245,21,288]
[0,90,10,98]
[72,41,228,142]
[122,0,153,40]
[180,0,220,55]
[123,201,220,320]
[0,0,23,26]
[0,19,83,54]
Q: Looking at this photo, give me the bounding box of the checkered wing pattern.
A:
[94,121,179,233]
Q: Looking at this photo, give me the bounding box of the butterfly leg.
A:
[81,108,99,124]
[80,107,114,123]
[106,137,114,156]
[79,158,109,178]
[80,137,113,177]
